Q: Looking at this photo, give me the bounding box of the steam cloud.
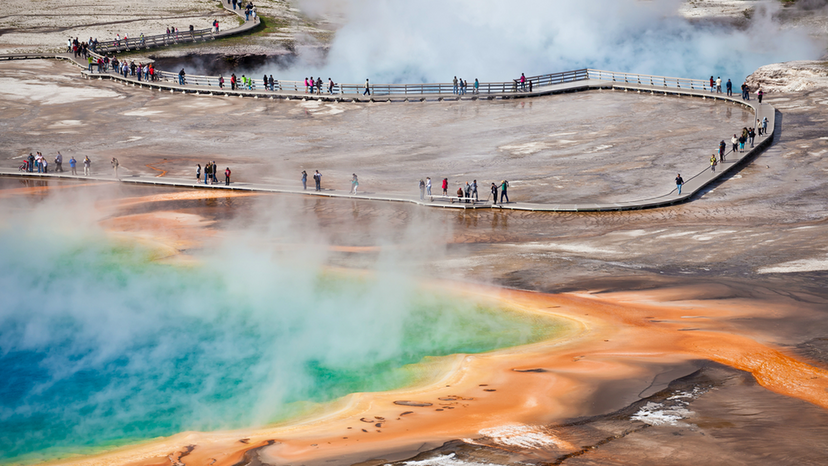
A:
[287,0,822,83]
[0,188,552,462]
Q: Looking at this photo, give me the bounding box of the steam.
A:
[286,0,822,83]
[0,188,556,462]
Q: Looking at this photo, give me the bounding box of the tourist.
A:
[464,182,471,203]
[178,68,186,85]
[351,174,359,194]
[224,167,231,186]
[738,134,746,152]
[219,75,224,89]
[474,78,479,94]
[328,78,334,94]
[212,161,218,183]
[364,79,371,96]
[35,152,43,173]
[55,152,63,172]
[710,154,718,172]
[69,156,77,175]
[675,173,684,194]
[709,76,714,92]
[111,157,119,178]
[520,73,526,91]
[231,73,236,90]
[27,153,34,172]
[204,162,211,184]
[269,75,275,91]
[316,77,323,95]
[762,117,768,135]
[726,78,733,96]
[83,156,91,175]
[426,177,432,196]
[757,88,764,104]
[453,76,458,94]
[748,127,755,148]
[196,163,201,181]
[716,77,722,93]
[491,183,498,205]
[731,134,739,154]
[304,77,309,93]
[500,180,510,203]
[313,170,322,191]
[441,178,448,196]
[456,187,464,202]
[87,55,94,73]
[419,179,425,200]
[301,170,307,190]
[471,180,478,201]
[309,76,315,94]
[719,140,726,162]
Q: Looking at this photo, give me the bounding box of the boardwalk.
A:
[0,53,775,211]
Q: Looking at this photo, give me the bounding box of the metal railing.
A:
[87,67,591,96]
[94,28,217,54]
[586,69,712,91]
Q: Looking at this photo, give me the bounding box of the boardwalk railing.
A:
[587,69,712,92]
[95,28,217,54]
[89,67,591,96]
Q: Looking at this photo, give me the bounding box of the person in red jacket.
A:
[224,167,231,186]
[441,178,448,196]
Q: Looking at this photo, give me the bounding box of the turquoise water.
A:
[0,234,563,464]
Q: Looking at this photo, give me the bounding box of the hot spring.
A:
[0,219,569,464]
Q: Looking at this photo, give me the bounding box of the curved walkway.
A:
[0,53,776,211]
[92,0,259,54]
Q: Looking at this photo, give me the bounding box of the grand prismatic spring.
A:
[2,1,828,465]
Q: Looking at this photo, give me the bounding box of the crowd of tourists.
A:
[196,162,232,186]
[708,76,765,103]
[675,116,769,194]
[19,151,93,176]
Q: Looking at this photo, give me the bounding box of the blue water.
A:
[0,237,563,464]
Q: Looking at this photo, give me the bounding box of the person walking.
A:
[757,88,764,104]
[55,152,63,172]
[719,140,726,162]
[491,182,498,205]
[111,157,119,179]
[675,173,684,194]
[419,179,425,200]
[748,127,755,148]
[69,156,77,175]
[42,158,48,173]
[196,163,201,181]
[204,162,211,184]
[762,117,768,135]
[710,154,718,172]
[441,178,448,196]
[363,78,371,96]
[716,77,722,93]
[350,173,359,194]
[726,79,733,96]
[471,180,478,201]
[83,156,91,175]
[219,75,224,89]
[301,170,307,190]
[731,134,739,154]
[224,167,231,185]
[426,177,432,196]
[231,73,236,91]
[520,73,526,91]
[500,180,509,203]
[453,76,458,94]
[178,68,186,85]
[211,161,218,183]
[474,78,479,94]
[313,170,321,191]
